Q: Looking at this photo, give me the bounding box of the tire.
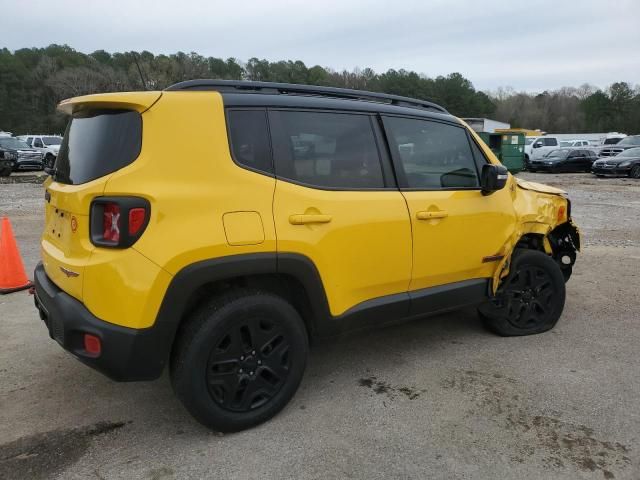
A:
[171,289,308,432]
[44,153,55,170]
[478,249,566,336]
[0,167,10,177]
[529,169,537,173]
[631,165,640,179]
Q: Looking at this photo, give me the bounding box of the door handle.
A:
[416,210,448,220]
[289,214,333,225]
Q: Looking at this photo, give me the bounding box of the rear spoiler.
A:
[57,91,162,115]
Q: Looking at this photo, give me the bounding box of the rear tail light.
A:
[90,197,150,248]
[103,203,121,243]
[128,208,147,236]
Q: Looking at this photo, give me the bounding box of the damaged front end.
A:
[491,178,581,292]
[547,219,581,281]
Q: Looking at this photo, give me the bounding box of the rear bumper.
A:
[33,262,172,381]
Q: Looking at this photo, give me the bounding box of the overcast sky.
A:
[2,0,639,93]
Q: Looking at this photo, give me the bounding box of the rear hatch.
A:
[42,92,160,300]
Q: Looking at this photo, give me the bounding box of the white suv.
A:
[19,135,62,167]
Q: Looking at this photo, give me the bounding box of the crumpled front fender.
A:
[490,179,580,293]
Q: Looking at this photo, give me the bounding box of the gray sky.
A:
[2,0,639,92]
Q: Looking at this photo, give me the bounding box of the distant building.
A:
[462,118,510,134]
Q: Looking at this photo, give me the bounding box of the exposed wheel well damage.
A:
[547,221,580,281]
[515,233,546,252]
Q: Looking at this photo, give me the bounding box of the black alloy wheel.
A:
[171,290,308,432]
[206,316,292,412]
[631,165,640,179]
[479,249,565,336]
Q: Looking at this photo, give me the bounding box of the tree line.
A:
[0,45,638,135]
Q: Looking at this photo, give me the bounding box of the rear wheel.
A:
[631,165,640,179]
[171,290,308,432]
[479,250,565,336]
[0,167,10,177]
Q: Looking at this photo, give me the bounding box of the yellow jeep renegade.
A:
[34,80,580,432]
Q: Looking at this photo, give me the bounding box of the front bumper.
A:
[33,262,172,381]
[15,161,43,170]
[529,162,557,171]
[592,166,631,176]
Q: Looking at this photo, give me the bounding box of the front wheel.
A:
[44,154,55,170]
[479,250,566,336]
[0,167,10,177]
[631,165,640,179]
[171,290,308,432]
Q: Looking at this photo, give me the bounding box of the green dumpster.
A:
[478,132,525,174]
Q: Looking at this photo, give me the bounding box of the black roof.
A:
[165,79,450,118]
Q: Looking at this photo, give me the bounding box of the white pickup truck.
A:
[524,136,561,168]
[17,135,62,168]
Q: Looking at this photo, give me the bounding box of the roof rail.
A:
[165,79,448,114]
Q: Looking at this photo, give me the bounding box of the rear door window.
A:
[269,110,384,189]
[54,110,142,185]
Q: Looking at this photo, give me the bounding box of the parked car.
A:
[0,153,12,176]
[560,140,591,147]
[600,132,626,146]
[599,135,640,157]
[0,137,44,171]
[33,80,580,432]
[592,147,640,178]
[18,135,63,168]
[524,136,561,168]
[528,148,597,173]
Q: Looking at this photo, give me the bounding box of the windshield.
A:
[42,136,62,145]
[546,150,569,159]
[617,136,640,146]
[0,137,31,149]
[525,138,536,145]
[617,147,640,158]
[603,137,622,145]
[560,141,572,147]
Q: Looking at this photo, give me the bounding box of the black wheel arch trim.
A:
[157,252,491,351]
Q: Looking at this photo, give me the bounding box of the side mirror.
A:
[481,164,509,195]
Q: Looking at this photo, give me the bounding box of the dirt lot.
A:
[1,173,639,480]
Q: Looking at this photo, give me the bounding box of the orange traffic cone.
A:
[0,217,32,294]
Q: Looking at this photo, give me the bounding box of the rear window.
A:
[54,109,142,185]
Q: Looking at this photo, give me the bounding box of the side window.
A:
[469,137,489,169]
[227,109,273,174]
[544,138,558,146]
[383,116,480,189]
[269,110,384,189]
[26,137,33,145]
[33,138,43,148]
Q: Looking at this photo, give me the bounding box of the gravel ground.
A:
[0,173,639,480]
